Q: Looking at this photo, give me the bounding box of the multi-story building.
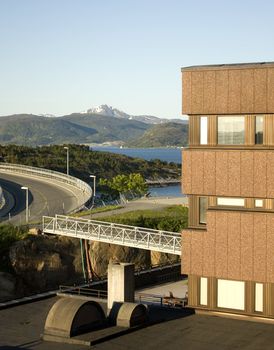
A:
[181,62,274,318]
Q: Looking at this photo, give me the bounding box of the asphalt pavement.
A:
[0,173,84,224]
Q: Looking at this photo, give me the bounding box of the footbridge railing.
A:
[42,215,182,255]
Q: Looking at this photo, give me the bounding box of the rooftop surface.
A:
[181,61,274,71]
[1,295,274,350]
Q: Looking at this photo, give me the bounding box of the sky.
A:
[1,0,274,118]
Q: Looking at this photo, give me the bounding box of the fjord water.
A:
[92,147,184,197]
[91,146,182,164]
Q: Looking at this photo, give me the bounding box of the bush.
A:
[0,224,28,272]
[99,205,188,232]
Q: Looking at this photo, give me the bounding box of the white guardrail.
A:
[43,214,182,255]
[0,162,92,212]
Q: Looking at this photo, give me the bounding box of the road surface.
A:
[0,173,84,224]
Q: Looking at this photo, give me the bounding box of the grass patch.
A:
[72,205,124,217]
[97,205,188,232]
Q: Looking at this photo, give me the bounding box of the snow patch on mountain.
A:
[38,113,56,118]
[83,104,185,124]
[86,104,131,119]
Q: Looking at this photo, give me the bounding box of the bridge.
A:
[42,214,182,255]
[0,163,92,223]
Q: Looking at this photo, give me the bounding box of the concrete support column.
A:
[107,262,135,310]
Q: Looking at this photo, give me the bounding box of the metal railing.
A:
[42,214,182,255]
[58,287,187,308]
[59,285,108,299]
[0,162,92,212]
[135,293,164,306]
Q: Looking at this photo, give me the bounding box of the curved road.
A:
[0,173,83,224]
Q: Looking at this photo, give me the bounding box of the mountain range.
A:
[83,104,186,125]
[0,105,188,147]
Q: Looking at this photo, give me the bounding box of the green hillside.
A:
[0,114,97,146]
[0,113,151,146]
[128,122,188,147]
[0,113,188,147]
[62,113,150,143]
[0,144,181,182]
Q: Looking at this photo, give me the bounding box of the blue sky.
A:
[1,0,274,118]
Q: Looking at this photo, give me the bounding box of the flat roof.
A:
[2,297,274,349]
[181,61,274,71]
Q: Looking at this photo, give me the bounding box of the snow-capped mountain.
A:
[85,104,130,119]
[83,104,186,124]
[38,113,56,118]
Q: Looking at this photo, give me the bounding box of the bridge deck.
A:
[42,215,182,255]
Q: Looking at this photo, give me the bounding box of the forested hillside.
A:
[128,122,188,147]
[0,144,181,182]
[0,113,188,147]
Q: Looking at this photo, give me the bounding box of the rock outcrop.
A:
[89,241,151,277]
[9,235,82,296]
[3,233,180,301]
[0,272,16,301]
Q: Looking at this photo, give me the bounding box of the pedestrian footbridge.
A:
[42,215,181,255]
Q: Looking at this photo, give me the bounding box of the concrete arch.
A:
[44,298,106,338]
[110,302,148,328]
[0,185,5,209]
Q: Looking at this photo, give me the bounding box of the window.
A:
[255,116,264,144]
[217,279,245,310]
[255,283,263,312]
[255,199,264,208]
[200,277,208,306]
[199,197,207,224]
[217,197,245,207]
[200,116,208,145]
[218,116,245,145]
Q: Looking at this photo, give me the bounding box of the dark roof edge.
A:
[181,61,274,72]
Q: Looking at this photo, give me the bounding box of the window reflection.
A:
[255,116,263,144]
[199,197,207,224]
[218,116,245,145]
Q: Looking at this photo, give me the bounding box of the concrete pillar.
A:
[107,262,135,310]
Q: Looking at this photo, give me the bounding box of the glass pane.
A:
[199,197,207,224]
[200,277,208,305]
[217,197,245,206]
[200,117,208,145]
[218,116,245,145]
[217,279,245,310]
[255,199,264,207]
[255,116,263,144]
[255,283,263,312]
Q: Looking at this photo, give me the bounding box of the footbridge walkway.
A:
[42,214,182,255]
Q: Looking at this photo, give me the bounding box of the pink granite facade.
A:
[182,149,274,198]
[182,210,274,283]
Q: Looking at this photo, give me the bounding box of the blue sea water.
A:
[91,146,182,164]
[92,146,184,197]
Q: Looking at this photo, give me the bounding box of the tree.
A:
[127,173,148,195]
[99,173,148,198]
